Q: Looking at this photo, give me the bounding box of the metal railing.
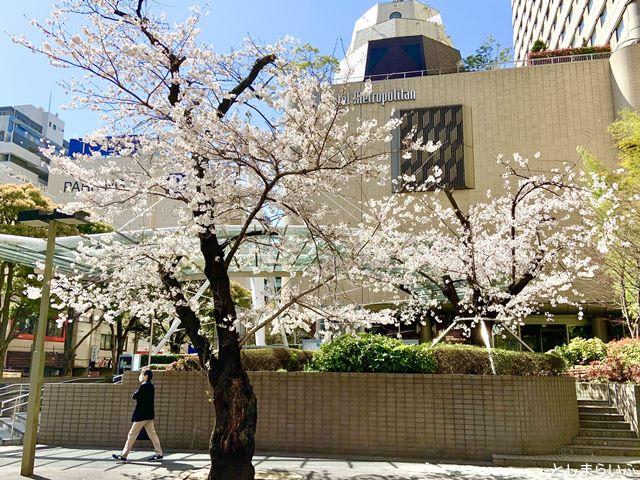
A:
[0,384,31,441]
[335,51,613,84]
[0,376,109,443]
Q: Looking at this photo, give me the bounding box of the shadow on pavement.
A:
[300,470,545,480]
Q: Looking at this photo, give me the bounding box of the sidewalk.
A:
[0,445,638,479]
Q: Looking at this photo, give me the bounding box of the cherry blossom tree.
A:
[348,154,612,345]
[16,1,402,478]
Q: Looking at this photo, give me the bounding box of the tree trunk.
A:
[208,327,257,480]
[62,318,77,376]
[0,263,15,370]
[201,233,257,480]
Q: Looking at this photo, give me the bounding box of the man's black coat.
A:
[131,381,155,422]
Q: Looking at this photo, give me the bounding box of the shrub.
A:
[551,337,607,366]
[431,344,564,376]
[307,334,437,374]
[528,44,611,60]
[241,348,313,372]
[607,338,640,367]
[165,355,203,371]
[165,349,314,372]
[149,354,181,365]
[531,39,548,53]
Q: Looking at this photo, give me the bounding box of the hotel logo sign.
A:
[337,88,417,107]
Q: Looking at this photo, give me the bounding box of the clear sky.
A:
[0,0,514,139]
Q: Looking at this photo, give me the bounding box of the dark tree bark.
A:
[63,313,104,376]
[202,235,257,480]
[0,263,17,370]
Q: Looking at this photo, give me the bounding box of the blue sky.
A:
[0,1,514,138]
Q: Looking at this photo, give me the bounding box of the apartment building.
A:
[0,105,67,188]
[512,0,640,62]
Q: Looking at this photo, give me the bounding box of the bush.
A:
[307,334,437,374]
[165,349,314,372]
[241,348,313,372]
[431,344,564,376]
[551,337,608,366]
[528,45,611,60]
[607,338,640,367]
[149,354,181,365]
[165,355,202,371]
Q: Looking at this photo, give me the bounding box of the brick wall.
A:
[40,371,578,461]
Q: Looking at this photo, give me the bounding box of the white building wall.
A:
[512,0,640,62]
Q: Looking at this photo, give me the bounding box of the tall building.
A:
[0,105,67,188]
[512,0,640,63]
[330,0,640,347]
[336,0,461,83]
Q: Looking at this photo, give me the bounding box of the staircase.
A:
[0,383,29,446]
[560,400,640,457]
[493,399,640,468]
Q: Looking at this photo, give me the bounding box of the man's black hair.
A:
[143,369,153,380]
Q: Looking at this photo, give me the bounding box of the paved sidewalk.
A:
[0,446,638,479]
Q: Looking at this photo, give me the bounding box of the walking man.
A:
[112,368,163,462]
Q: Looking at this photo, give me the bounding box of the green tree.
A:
[583,111,640,338]
[463,35,513,71]
[0,184,54,369]
[0,183,113,370]
[531,40,548,53]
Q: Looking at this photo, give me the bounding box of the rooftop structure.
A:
[0,105,66,188]
[336,0,461,83]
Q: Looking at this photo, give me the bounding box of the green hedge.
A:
[166,348,313,372]
[550,337,608,366]
[307,333,437,374]
[307,334,563,376]
[241,348,313,372]
[431,344,565,376]
[165,335,564,376]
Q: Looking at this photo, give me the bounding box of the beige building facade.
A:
[330,0,640,347]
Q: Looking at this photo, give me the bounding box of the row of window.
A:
[515,0,627,57]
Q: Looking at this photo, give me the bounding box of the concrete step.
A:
[561,445,640,457]
[493,453,640,469]
[579,406,619,415]
[580,420,632,430]
[0,413,26,439]
[579,428,638,438]
[578,400,611,407]
[574,436,640,448]
[580,413,626,422]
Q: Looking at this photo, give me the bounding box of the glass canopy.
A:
[0,225,321,277]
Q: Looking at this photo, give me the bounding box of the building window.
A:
[599,8,607,26]
[389,12,401,19]
[616,19,625,42]
[591,30,597,46]
[578,18,584,35]
[100,333,113,350]
[393,105,466,191]
[587,0,593,13]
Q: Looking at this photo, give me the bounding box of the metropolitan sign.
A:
[337,88,417,107]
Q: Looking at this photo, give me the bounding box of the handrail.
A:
[335,51,613,84]
[0,400,28,417]
[0,383,30,393]
[1,392,30,407]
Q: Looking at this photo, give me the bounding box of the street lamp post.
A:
[18,209,88,477]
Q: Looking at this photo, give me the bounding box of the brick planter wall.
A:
[39,371,578,461]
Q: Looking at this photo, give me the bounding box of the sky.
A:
[0,0,514,139]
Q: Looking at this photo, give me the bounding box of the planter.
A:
[40,371,579,462]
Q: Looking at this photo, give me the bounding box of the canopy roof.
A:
[0,225,320,277]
